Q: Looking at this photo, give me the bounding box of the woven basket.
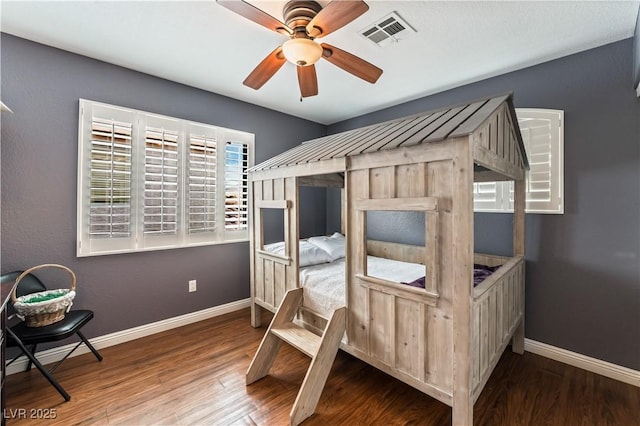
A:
[12,264,76,327]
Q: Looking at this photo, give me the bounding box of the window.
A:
[77,100,254,256]
[473,108,564,214]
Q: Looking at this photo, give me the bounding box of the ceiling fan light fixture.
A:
[282,38,322,66]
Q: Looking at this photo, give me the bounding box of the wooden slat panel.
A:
[255,199,290,209]
[473,303,480,389]
[298,173,344,188]
[369,290,394,364]
[285,177,299,293]
[273,177,285,200]
[263,258,274,306]
[480,298,489,375]
[424,100,488,142]
[489,113,498,154]
[395,298,422,379]
[395,163,426,198]
[295,122,382,166]
[400,107,467,148]
[366,240,426,264]
[355,197,438,212]
[280,140,335,168]
[448,94,509,138]
[349,116,425,156]
[251,157,346,181]
[359,113,441,154]
[255,257,265,302]
[262,179,273,201]
[349,140,454,172]
[257,139,325,170]
[301,124,381,163]
[425,211,439,295]
[274,262,286,306]
[347,168,370,350]
[425,307,453,390]
[250,95,521,174]
[473,145,525,181]
[250,142,309,171]
[369,166,395,199]
[319,121,399,160]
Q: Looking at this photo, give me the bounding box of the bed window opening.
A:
[359,203,439,296]
[259,206,289,261]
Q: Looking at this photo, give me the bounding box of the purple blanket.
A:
[402,264,501,289]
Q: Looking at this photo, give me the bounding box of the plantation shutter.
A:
[473,109,563,214]
[224,139,250,232]
[187,130,217,234]
[513,109,564,213]
[89,118,133,237]
[143,122,180,238]
[472,182,506,212]
[78,99,254,256]
[78,100,137,256]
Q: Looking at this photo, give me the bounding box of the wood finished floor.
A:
[5,308,639,426]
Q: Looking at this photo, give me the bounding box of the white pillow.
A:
[263,241,331,267]
[307,232,345,262]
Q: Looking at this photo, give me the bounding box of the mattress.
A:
[299,256,425,318]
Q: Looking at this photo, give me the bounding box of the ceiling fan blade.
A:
[243,47,287,90]
[321,43,382,83]
[217,0,292,35]
[306,0,369,38]
[297,65,318,98]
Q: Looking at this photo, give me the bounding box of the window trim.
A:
[77,99,254,257]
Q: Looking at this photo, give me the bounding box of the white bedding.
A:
[299,256,425,318]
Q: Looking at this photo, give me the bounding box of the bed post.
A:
[250,177,261,328]
[451,138,474,426]
[511,178,526,354]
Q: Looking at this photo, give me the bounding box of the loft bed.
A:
[248,93,528,425]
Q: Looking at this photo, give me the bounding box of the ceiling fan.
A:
[217,0,383,98]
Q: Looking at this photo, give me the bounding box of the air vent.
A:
[359,12,416,47]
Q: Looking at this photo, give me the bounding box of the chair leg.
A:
[6,329,70,401]
[26,344,37,372]
[77,331,103,362]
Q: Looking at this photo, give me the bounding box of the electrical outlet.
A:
[189,280,197,292]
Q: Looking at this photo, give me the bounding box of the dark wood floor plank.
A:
[5,308,639,425]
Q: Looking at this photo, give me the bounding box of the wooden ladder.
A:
[246,288,346,426]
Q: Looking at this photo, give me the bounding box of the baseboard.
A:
[6,298,251,375]
[524,338,640,387]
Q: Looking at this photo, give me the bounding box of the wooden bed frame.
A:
[248,93,528,425]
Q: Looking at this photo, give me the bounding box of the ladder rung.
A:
[271,323,321,358]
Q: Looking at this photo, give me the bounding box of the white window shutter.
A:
[78,100,254,256]
[224,141,249,231]
[77,101,136,256]
[473,182,506,212]
[473,108,564,214]
[516,109,564,214]
[186,124,218,243]
[139,114,182,248]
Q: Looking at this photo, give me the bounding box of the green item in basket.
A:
[25,291,65,304]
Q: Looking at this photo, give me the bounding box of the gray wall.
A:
[0,34,326,339]
[329,39,640,370]
[635,7,640,89]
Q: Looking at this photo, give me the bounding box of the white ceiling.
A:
[1,1,638,124]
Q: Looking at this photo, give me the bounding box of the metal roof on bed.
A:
[250,93,527,172]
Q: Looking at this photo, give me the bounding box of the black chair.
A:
[1,265,103,401]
